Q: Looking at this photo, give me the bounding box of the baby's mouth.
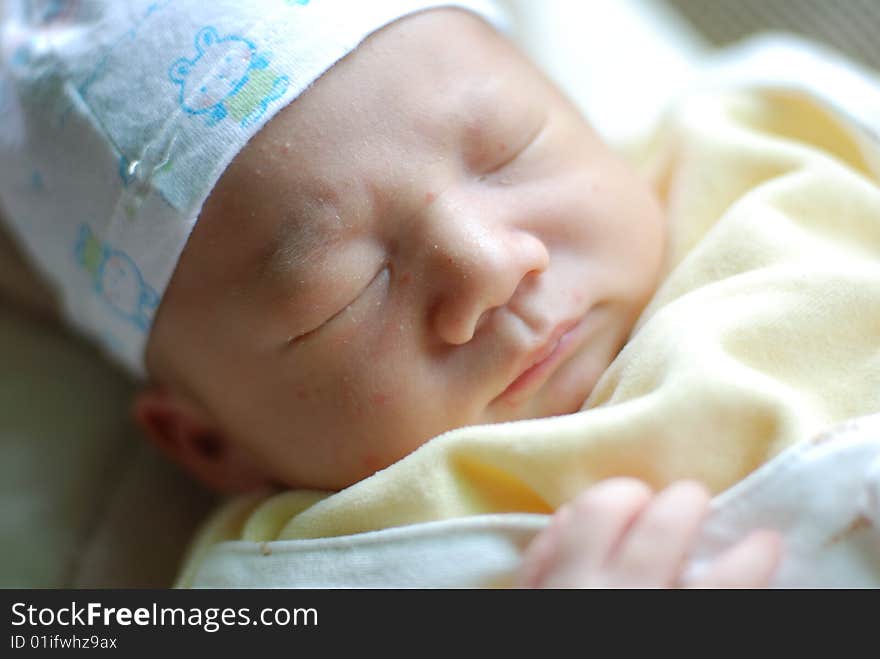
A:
[494,315,590,407]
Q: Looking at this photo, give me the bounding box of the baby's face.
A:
[144,9,666,490]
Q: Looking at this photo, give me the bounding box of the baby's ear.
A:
[132,385,274,493]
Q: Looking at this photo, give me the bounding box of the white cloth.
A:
[0,0,505,376]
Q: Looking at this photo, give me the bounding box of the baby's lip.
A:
[493,313,589,406]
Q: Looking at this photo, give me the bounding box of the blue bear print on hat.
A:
[74,224,159,331]
[170,27,289,128]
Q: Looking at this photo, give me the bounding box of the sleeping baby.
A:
[3,0,879,587]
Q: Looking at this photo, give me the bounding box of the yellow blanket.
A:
[177,87,880,586]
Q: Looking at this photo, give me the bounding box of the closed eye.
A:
[479,114,548,179]
[283,264,389,349]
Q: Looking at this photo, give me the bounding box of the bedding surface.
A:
[0,300,216,587]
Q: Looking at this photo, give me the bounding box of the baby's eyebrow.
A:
[255,204,349,286]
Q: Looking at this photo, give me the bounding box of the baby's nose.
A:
[419,203,549,345]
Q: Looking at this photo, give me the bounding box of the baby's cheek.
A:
[316,326,441,460]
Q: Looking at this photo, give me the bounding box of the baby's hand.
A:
[519,478,782,588]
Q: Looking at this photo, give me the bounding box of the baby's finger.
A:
[685,530,782,589]
[539,478,653,587]
[605,480,710,587]
[517,506,572,588]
